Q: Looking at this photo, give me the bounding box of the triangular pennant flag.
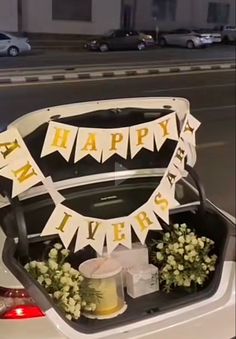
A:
[0,128,29,169]
[41,204,80,248]
[154,112,179,151]
[129,120,154,158]
[75,217,107,255]
[105,217,132,254]
[0,155,43,197]
[102,127,129,162]
[181,114,201,146]
[74,128,104,163]
[41,121,78,161]
[130,205,162,244]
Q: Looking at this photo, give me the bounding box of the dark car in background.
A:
[85,30,155,52]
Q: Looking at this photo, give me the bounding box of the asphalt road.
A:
[0,70,235,215]
[0,44,235,70]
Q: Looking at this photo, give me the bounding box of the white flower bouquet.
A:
[25,243,101,320]
[152,223,217,293]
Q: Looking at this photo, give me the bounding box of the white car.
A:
[0,98,235,339]
[0,32,31,57]
[159,29,213,48]
[222,26,236,43]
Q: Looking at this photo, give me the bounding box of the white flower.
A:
[184,255,189,260]
[174,270,179,275]
[156,252,163,261]
[178,236,185,243]
[164,232,170,239]
[49,248,58,259]
[174,224,179,229]
[209,266,215,271]
[198,239,204,248]
[157,242,164,250]
[178,264,184,271]
[54,291,62,299]
[66,314,72,321]
[61,249,70,256]
[60,276,67,285]
[45,278,52,286]
[69,298,76,306]
[62,263,71,273]
[82,301,87,307]
[184,279,191,287]
[37,263,48,274]
[37,275,44,284]
[54,243,63,250]
[29,261,37,268]
[90,303,96,312]
[24,263,30,270]
[197,277,203,285]
[178,248,184,255]
[49,259,58,270]
[63,285,70,292]
[204,256,211,264]
[191,238,198,245]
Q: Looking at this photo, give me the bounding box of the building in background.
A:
[0,0,235,35]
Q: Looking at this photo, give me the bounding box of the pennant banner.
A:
[0,107,201,255]
[40,113,179,163]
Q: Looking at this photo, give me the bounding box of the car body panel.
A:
[0,32,31,56]
[86,30,154,51]
[161,29,213,47]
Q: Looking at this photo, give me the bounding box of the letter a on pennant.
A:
[0,128,29,168]
[41,204,81,248]
[41,121,78,161]
[74,128,104,163]
[0,156,43,197]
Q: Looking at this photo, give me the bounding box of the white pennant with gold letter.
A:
[0,128,29,169]
[75,217,107,255]
[129,120,154,158]
[0,155,44,197]
[41,121,78,161]
[105,217,132,254]
[74,128,104,163]
[130,205,162,244]
[102,127,129,162]
[153,112,179,150]
[181,114,201,146]
[41,204,80,248]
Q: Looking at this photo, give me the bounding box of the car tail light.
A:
[0,287,45,320]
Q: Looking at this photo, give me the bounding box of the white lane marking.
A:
[0,68,234,88]
[144,82,235,93]
[197,141,228,149]
[38,74,53,81]
[193,105,236,112]
[11,76,26,83]
[0,56,234,73]
[64,73,78,80]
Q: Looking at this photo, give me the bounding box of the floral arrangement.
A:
[25,243,101,320]
[152,223,217,293]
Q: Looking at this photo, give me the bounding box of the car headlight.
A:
[91,40,97,45]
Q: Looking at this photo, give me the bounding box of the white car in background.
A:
[0,32,31,57]
[159,29,213,48]
[0,98,235,339]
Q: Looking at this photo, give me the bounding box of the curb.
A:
[0,63,235,85]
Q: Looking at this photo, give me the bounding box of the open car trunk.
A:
[0,100,235,335]
[1,175,235,334]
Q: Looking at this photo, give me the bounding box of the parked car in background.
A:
[194,29,222,43]
[159,29,213,48]
[85,30,155,52]
[0,32,31,57]
[217,25,236,43]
